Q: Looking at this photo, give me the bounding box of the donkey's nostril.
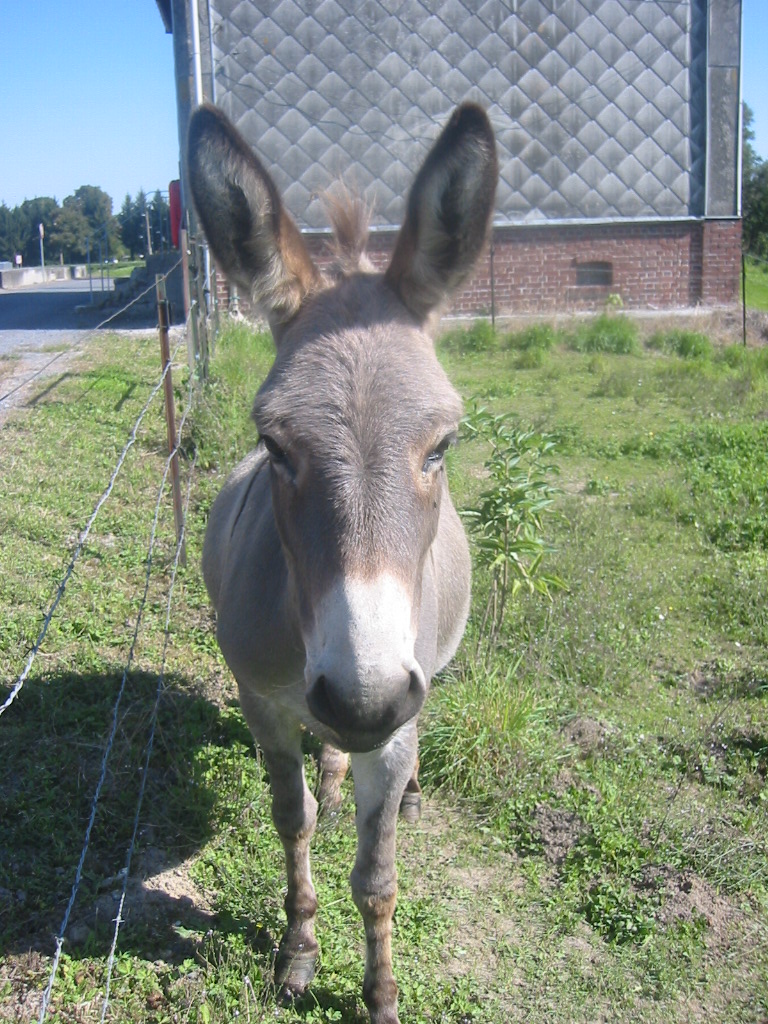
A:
[406,667,427,709]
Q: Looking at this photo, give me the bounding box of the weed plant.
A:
[565,313,639,354]
[439,318,498,353]
[504,323,558,352]
[647,329,712,360]
[461,404,564,654]
[419,658,540,797]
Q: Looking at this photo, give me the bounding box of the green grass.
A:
[745,255,768,310]
[1,318,767,1023]
[85,259,147,280]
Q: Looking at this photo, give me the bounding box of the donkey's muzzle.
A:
[306,669,426,752]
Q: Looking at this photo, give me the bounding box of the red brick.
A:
[214,219,742,316]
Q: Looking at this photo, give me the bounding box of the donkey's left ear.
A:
[385,103,498,325]
[186,104,321,338]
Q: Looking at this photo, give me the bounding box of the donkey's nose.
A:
[306,668,426,751]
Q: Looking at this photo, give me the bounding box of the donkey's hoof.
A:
[399,789,421,824]
[275,946,318,1001]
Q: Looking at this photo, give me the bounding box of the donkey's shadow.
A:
[0,669,267,966]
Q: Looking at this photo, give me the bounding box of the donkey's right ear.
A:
[187,105,320,337]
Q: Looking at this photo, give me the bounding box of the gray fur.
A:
[188,101,497,1024]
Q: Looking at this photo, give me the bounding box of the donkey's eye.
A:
[261,435,287,465]
[422,433,456,474]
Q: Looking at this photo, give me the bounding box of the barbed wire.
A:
[0,322,187,718]
[37,369,197,1023]
[99,447,198,1024]
[0,256,191,720]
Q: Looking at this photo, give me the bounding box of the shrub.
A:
[648,329,712,360]
[567,314,639,354]
[514,346,547,369]
[461,404,565,653]
[440,318,498,353]
[719,344,749,368]
[718,343,768,378]
[505,323,558,351]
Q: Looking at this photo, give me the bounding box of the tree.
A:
[118,189,148,259]
[53,186,123,262]
[16,195,59,266]
[0,203,26,262]
[743,103,768,257]
[50,204,91,263]
[149,190,170,253]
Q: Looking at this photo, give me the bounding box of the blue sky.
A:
[1,0,767,211]
[0,1,178,209]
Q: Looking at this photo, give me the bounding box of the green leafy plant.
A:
[647,329,712,360]
[440,318,498,353]
[566,314,639,354]
[461,404,564,653]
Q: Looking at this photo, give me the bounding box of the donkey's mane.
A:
[321,186,375,277]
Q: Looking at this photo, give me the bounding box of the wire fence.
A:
[0,252,210,1021]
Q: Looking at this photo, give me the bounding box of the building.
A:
[156,0,743,314]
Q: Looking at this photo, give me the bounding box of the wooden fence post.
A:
[156,275,187,567]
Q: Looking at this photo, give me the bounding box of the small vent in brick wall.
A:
[575,261,613,287]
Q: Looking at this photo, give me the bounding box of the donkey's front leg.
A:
[350,723,418,1024]
[239,692,319,999]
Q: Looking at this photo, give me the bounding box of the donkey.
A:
[187,101,497,1024]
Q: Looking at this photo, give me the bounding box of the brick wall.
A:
[214,218,742,317]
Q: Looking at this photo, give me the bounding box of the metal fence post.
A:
[180,228,197,373]
[190,235,209,380]
[156,275,187,567]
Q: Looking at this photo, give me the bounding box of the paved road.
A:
[0,278,130,332]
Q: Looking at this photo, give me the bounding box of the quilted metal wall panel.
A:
[204,0,720,229]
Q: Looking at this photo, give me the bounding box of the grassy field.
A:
[1,313,767,1023]
[745,256,768,311]
[83,260,146,281]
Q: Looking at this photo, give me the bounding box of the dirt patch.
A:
[65,846,214,960]
[398,799,529,999]
[5,846,216,967]
[534,804,585,865]
[643,865,741,943]
[0,849,214,1021]
[560,715,612,757]
[688,661,726,698]
[0,951,49,1023]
